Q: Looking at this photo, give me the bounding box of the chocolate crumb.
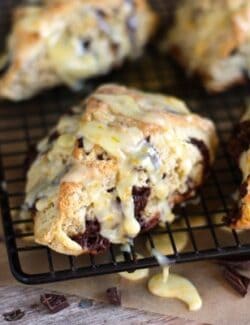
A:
[78,299,93,309]
[3,309,25,322]
[223,266,250,297]
[107,187,115,193]
[106,287,121,306]
[40,293,69,313]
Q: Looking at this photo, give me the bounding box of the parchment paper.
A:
[1,223,250,325]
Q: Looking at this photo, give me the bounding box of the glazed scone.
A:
[228,108,250,228]
[0,0,157,101]
[164,0,250,92]
[21,84,217,255]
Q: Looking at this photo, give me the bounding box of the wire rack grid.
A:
[0,0,250,285]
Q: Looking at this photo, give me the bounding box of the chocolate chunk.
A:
[107,187,115,193]
[132,186,151,218]
[23,145,37,174]
[48,130,59,144]
[239,179,248,198]
[77,137,84,148]
[71,220,110,254]
[3,309,25,322]
[138,214,160,232]
[78,299,93,309]
[189,138,210,178]
[106,287,121,306]
[132,186,159,231]
[223,266,250,297]
[81,39,91,50]
[224,175,250,226]
[229,120,250,162]
[40,293,69,313]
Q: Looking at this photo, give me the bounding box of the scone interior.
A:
[228,108,250,228]
[165,0,250,92]
[0,0,157,100]
[22,84,218,256]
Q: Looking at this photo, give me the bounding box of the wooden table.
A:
[0,286,202,324]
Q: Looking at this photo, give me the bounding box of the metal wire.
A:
[1,0,250,284]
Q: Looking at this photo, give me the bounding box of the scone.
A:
[21,84,218,256]
[0,0,157,101]
[164,0,250,92]
[228,108,250,228]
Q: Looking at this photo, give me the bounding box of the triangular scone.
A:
[164,0,250,92]
[228,108,250,228]
[22,84,218,255]
[0,0,157,101]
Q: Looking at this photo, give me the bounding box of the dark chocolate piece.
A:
[229,120,250,162]
[77,137,84,148]
[132,186,159,231]
[223,267,250,297]
[106,287,121,306]
[71,220,110,254]
[189,138,210,178]
[40,293,69,313]
[3,309,25,322]
[81,39,91,50]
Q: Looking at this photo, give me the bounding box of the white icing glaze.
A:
[148,267,202,311]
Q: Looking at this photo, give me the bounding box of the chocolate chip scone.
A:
[228,108,250,228]
[21,84,217,255]
[164,0,250,92]
[0,0,157,101]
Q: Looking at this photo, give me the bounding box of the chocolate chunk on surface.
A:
[3,309,25,322]
[106,287,121,306]
[223,266,250,297]
[40,293,69,313]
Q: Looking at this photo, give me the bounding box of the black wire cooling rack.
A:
[1,0,250,285]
